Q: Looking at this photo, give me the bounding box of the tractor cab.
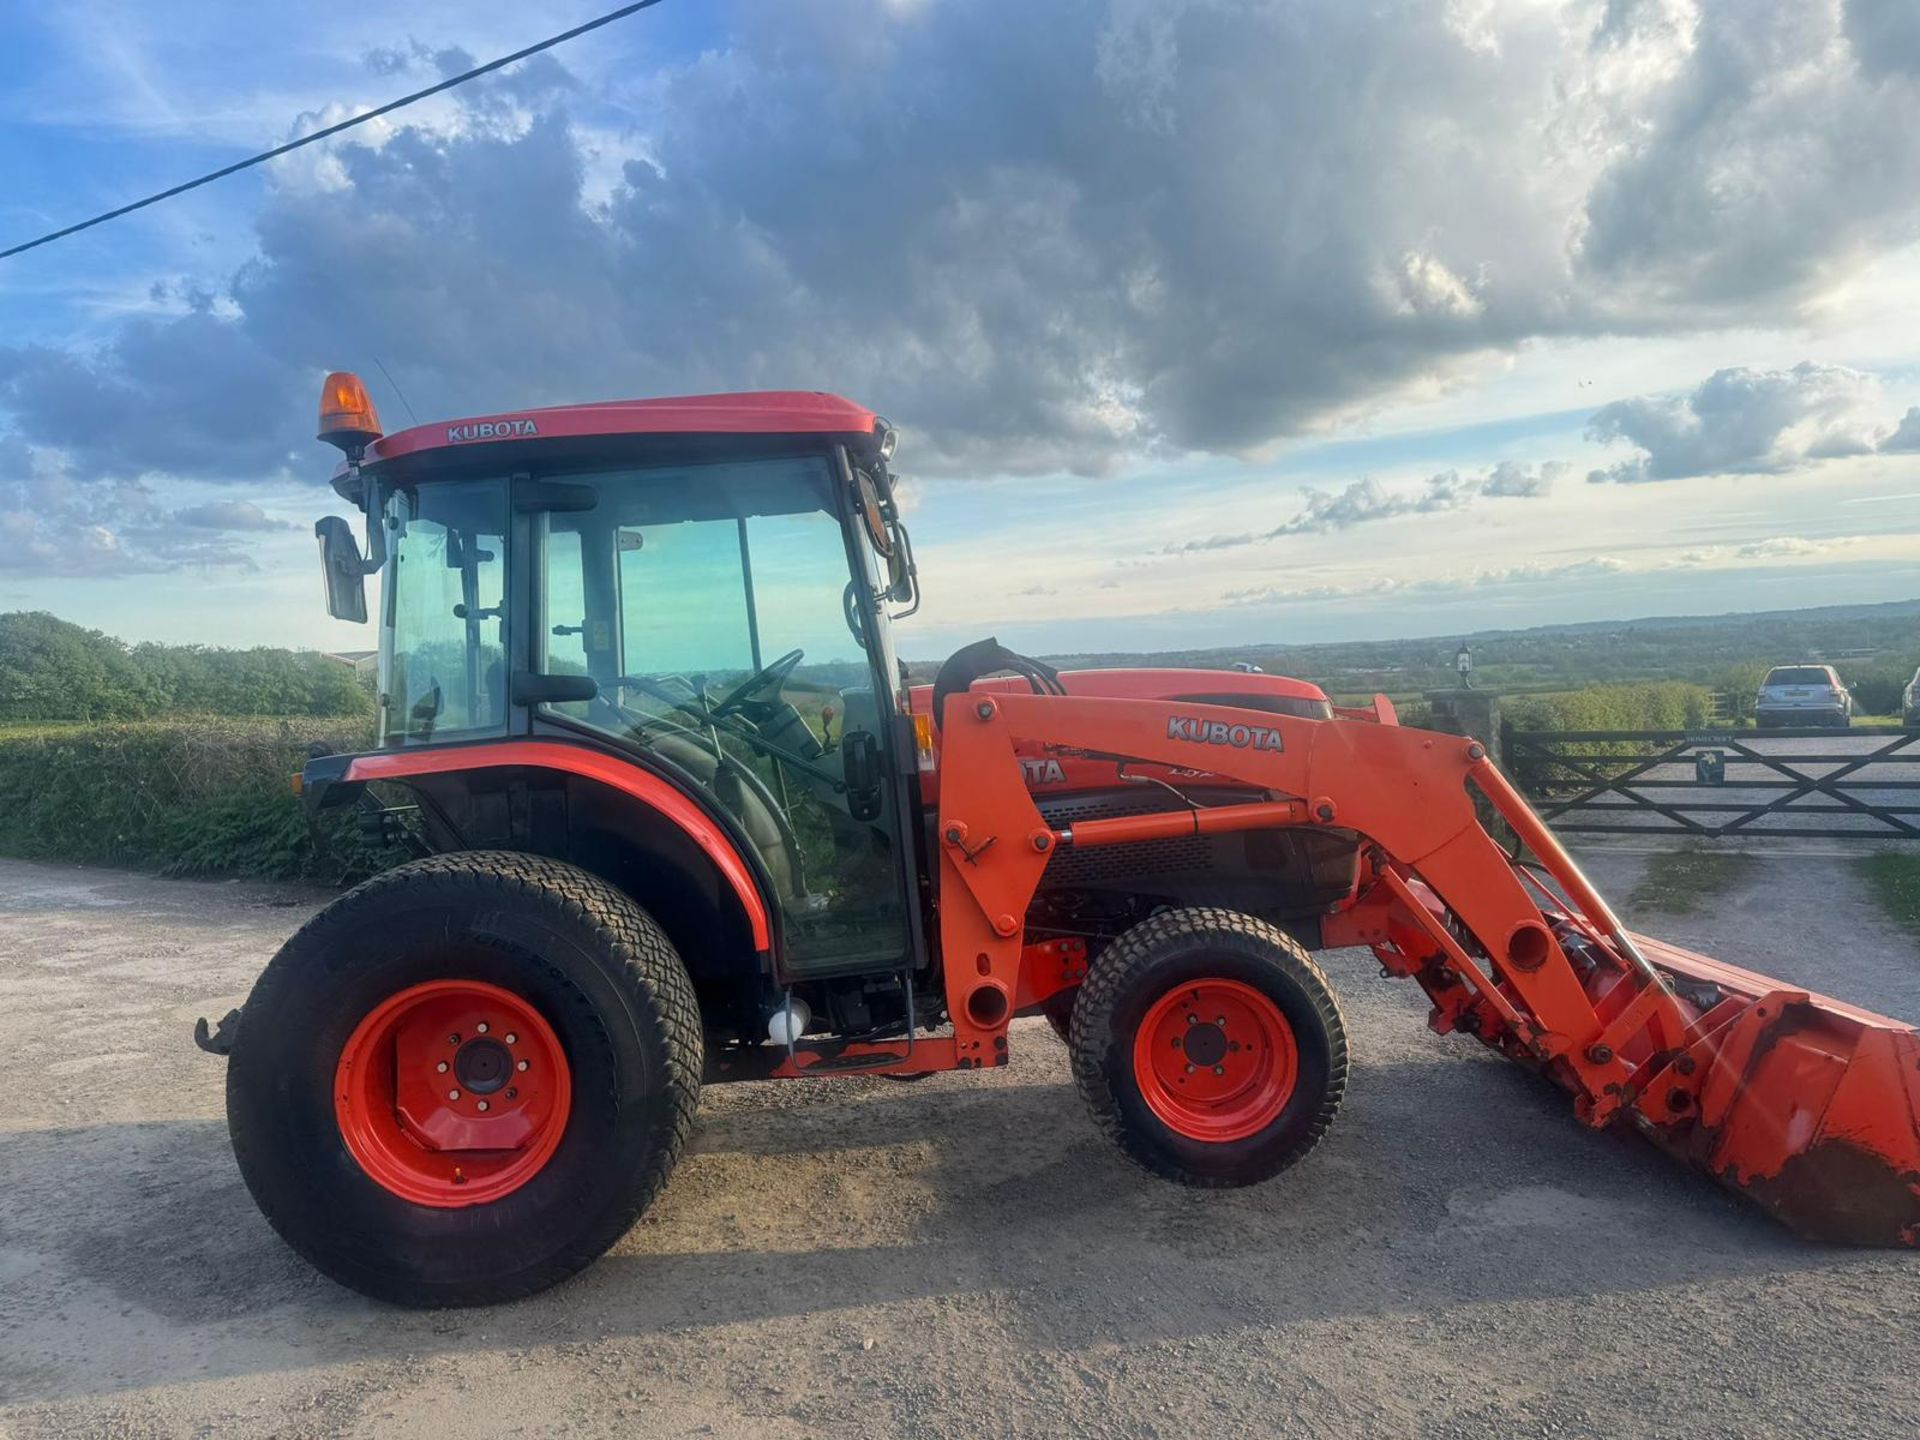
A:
[311,374,925,985]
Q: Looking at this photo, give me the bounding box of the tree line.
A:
[0,612,372,724]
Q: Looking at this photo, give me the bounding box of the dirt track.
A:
[2,847,1917,1439]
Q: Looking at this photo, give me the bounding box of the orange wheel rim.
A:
[334,979,572,1207]
[1131,978,1298,1143]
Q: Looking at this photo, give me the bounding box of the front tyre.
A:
[227,852,702,1307]
[1069,908,1347,1187]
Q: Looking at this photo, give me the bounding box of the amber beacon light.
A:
[317,371,384,456]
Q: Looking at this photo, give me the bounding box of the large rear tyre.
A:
[1069,907,1347,1187]
[227,851,702,1307]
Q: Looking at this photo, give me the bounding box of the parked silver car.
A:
[1904,666,1919,729]
[1754,664,1852,728]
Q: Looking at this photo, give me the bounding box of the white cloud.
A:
[1668,533,1871,565]
[1432,555,1632,590]
[1166,461,1558,553]
[1480,459,1566,497]
[10,1,1920,490]
[9,0,1920,599]
[1585,360,1889,483]
[1736,535,1821,559]
[1219,553,1630,607]
[1579,0,1920,314]
[1880,405,1920,453]
[0,439,280,576]
[1221,577,1401,607]
[172,499,290,532]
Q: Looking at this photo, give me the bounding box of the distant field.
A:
[922,596,1920,716]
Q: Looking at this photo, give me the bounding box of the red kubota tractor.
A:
[202,373,1920,1306]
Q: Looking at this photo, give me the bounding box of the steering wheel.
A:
[709,649,805,720]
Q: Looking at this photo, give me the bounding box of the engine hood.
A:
[906,666,1331,715]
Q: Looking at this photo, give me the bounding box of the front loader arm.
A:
[933,690,1920,1246]
[933,691,1650,1098]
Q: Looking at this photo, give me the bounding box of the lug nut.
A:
[448,1033,461,1045]
[1185,1063,1195,1074]
[505,1087,518,1100]
[517,1059,530,1071]
[436,1061,449,1073]
[1186,1013,1197,1025]
[504,1033,518,1045]
[477,1100,490,1112]
[477,1022,490,1034]
[1215,1015,1226,1026]
[1213,1065,1226,1076]
[447,1089,460,1101]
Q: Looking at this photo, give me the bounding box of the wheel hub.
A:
[1133,978,1299,1143]
[455,1037,512,1094]
[334,979,571,1207]
[1181,1020,1229,1068]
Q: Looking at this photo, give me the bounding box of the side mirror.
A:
[841,729,884,822]
[885,521,920,618]
[315,517,369,623]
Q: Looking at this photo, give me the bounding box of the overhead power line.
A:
[0,0,668,262]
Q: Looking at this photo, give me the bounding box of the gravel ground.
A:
[1,846,1917,1440]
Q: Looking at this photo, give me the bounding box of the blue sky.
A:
[2,0,1919,659]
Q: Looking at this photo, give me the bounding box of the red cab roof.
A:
[363,390,880,464]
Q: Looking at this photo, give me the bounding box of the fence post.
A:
[1425,688,1503,767]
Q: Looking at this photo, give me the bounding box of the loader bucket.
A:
[1629,934,1920,1247]
[1427,763,1920,1249]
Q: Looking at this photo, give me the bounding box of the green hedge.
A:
[0,611,374,724]
[0,718,386,883]
[1503,681,1714,732]
[1501,682,1715,800]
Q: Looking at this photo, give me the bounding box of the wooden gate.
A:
[1501,725,1920,839]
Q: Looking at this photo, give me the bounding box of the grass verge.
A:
[1856,852,1920,931]
[1628,848,1758,915]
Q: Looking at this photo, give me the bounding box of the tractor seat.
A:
[633,725,798,901]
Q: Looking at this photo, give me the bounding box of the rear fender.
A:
[338,742,774,966]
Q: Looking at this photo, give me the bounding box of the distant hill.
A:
[0,612,374,724]
[8,593,1914,725]
[912,597,1920,706]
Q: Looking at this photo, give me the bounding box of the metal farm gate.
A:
[1501,724,1920,840]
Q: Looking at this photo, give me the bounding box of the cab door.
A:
[530,454,913,978]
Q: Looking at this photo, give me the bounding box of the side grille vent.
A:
[1037,792,1223,886]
